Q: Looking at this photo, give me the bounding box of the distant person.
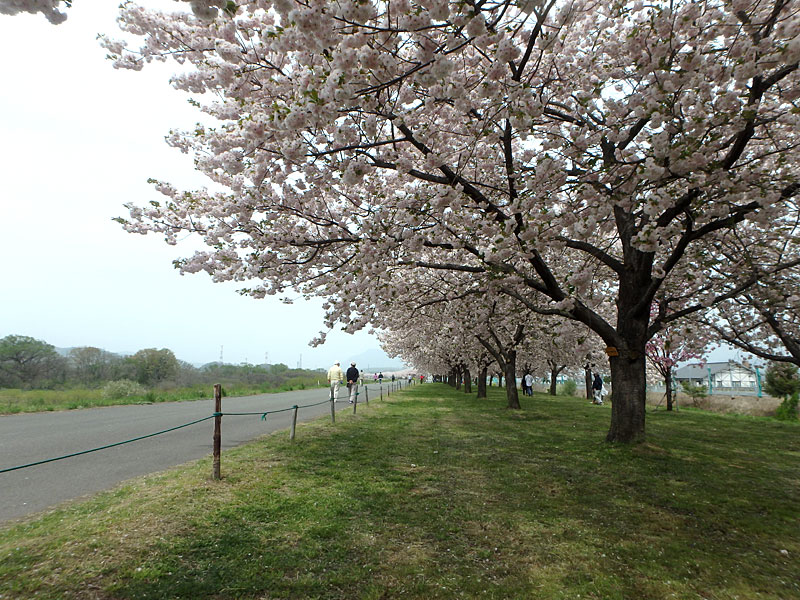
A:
[524,372,534,396]
[378,372,384,384]
[346,362,360,404]
[373,373,378,382]
[391,374,395,383]
[592,372,604,405]
[327,361,344,401]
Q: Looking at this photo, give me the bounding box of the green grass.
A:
[1,384,798,599]
[0,379,326,415]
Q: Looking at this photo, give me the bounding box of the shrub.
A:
[102,379,147,400]
[558,380,577,396]
[775,392,799,421]
[680,381,708,406]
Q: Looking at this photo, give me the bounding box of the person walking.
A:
[523,372,534,396]
[327,362,344,401]
[592,372,604,405]
[346,362,360,404]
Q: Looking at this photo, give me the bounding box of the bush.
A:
[680,381,708,407]
[102,379,147,400]
[775,392,799,421]
[558,380,577,396]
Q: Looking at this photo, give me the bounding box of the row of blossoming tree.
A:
[8,0,798,442]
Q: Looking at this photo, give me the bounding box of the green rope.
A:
[2,395,347,475]
[0,414,217,475]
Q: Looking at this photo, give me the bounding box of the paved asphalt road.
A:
[0,384,388,523]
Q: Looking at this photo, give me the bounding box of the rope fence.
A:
[0,378,415,479]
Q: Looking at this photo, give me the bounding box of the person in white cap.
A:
[346,362,360,404]
[327,361,344,401]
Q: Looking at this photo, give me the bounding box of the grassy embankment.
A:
[1,383,798,599]
[0,377,326,415]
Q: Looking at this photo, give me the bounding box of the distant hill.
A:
[344,347,406,372]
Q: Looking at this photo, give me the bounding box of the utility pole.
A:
[220,345,224,364]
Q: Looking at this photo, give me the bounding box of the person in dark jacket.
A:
[592,372,604,405]
[346,362,360,404]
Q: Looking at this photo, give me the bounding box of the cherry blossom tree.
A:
[645,310,707,411]
[85,0,800,443]
[696,224,800,367]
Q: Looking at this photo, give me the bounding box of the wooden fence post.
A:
[364,386,369,404]
[290,405,298,441]
[353,386,358,414]
[213,383,222,480]
[330,389,336,423]
[380,383,383,401]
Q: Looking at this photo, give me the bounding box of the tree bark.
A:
[665,368,674,411]
[585,364,593,400]
[548,364,566,395]
[504,351,521,410]
[455,366,462,390]
[464,367,472,394]
[496,372,503,388]
[477,367,487,398]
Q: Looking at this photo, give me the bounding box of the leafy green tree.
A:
[128,348,179,386]
[0,335,66,388]
[764,362,800,421]
[68,346,123,385]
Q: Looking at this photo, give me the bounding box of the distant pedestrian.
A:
[523,372,534,396]
[327,362,344,401]
[391,374,395,382]
[347,362,360,404]
[592,372,604,405]
[373,373,378,382]
[378,372,384,384]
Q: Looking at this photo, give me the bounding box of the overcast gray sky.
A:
[0,1,395,370]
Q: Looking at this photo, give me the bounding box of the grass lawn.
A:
[1,383,798,599]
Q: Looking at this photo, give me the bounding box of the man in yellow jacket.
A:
[327,361,344,401]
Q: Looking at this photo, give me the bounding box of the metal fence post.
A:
[213,383,222,480]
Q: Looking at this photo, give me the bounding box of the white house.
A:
[674,360,759,392]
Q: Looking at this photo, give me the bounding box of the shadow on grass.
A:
[2,384,798,599]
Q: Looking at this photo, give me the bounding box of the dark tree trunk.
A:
[607,351,647,442]
[496,372,503,388]
[549,364,566,396]
[504,351,521,410]
[448,371,456,387]
[455,366,462,390]
[464,368,472,394]
[665,368,674,411]
[585,364,593,400]
[477,367,487,398]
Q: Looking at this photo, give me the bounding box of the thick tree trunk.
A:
[549,369,558,396]
[665,368,674,411]
[448,371,456,387]
[504,351,521,409]
[496,372,503,388]
[477,367,487,398]
[455,366,462,390]
[585,365,593,400]
[607,351,647,443]
[464,368,472,394]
